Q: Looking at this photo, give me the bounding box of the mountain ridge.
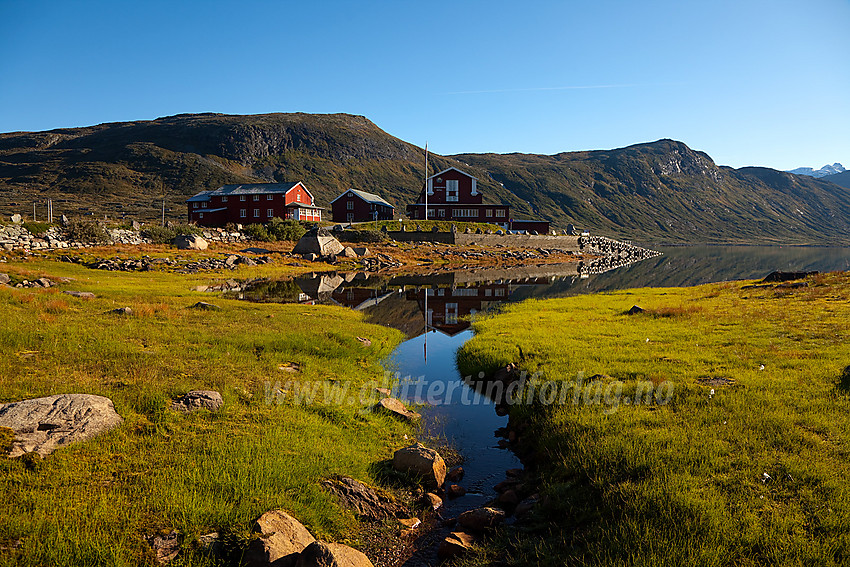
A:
[1,112,848,245]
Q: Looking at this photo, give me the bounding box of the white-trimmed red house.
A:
[407,167,511,226]
[406,167,550,233]
[186,182,322,226]
[331,189,395,223]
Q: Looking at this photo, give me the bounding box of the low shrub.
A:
[267,218,306,241]
[22,221,51,237]
[242,224,271,241]
[141,226,177,244]
[64,219,109,244]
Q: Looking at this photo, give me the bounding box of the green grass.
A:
[457,273,850,566]
[0,256,410,566]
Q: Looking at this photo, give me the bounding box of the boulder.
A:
[352,247,370,257]
[446,466,464,482]
[437,531,477,561]
[392,443,446,489]
[246,510,315,567]
[627,305,645,315]
[170,390,223,412]
[321,476,403,520]
[105,307,132,316]
[188,301,220,310]
[147,530,181,564]
[295,541,374,567]
[292,229,344,257]
[173,234,208,250]
[375,398,420,422]
[338,246,358,259]
[0,273,10,285]
[447,484,467,498]
[62,291,95,299]
[457,507,506,532]
[0,394,123,457]
[423,492,443,510]
[10,214,21,224]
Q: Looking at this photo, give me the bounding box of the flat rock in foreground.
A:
[295,541,374,567]
[0,394,123,457]
[246,509,315,567]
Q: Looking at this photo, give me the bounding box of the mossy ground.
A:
[0,251,411,566]
[457,273,850,566]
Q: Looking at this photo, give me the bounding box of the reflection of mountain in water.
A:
[228,247,850,337]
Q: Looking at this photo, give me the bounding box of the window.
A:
[267,194,274,200]
[267,208,273,217]
[486,209,493,217]
[201,201,207,208]
[446,180,459,202]
[221,196,228,203]
[471,178,478,195]
[199,212,204,219]
[193,202,199,208]
[445,303,458,325]
[347,212,354,222]
[253,209,260,217]
[240,209,246,218]
[451,209,477,218]
[427,208,435,219]
[347,200,354,210]
[253,195,260,201]
[438,209,445,217]
[495,209,506,217]
[240,195,246,201]
[426,179,434,195]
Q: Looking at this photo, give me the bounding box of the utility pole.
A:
[33,202,36,222]
[161,199,166,227]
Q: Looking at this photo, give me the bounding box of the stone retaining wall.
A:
[0,223,247,252]
[384,229,582,250]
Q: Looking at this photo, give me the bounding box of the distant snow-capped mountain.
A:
[787,163,845,177]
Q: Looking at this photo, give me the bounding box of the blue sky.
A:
[1,0,848,170]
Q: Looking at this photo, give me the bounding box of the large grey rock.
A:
[245,510,315,567]
[0,394,123,457]
[173,234,208,250]
[392,443,446,489]
[10,214,21,224]
[295,541,374,567]
[0,273,10,285]
[292,230,344,257]
[170,390,223,412]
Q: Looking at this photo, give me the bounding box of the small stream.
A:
[226,245,850,565]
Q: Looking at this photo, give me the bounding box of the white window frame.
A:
[347,201,354,210]
[201,201,207,208]
[221,196,228,203]
[240,195,246,202]
[253,209,260,218]
[446,180,459,202]
[240,209,246,218]
[267,194,274,200]
[486,209,493,217]
[193,202,199,208]
[199,212,204,219]
[253,195,260,202]
[495,209,506,217]
[267,208,274,217]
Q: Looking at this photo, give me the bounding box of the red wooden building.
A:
[405,167,550,233]
[186,182,322,226]
[406,167,510,226]
[331,189,395,223]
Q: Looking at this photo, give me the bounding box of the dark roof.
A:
[331,189,394,208]
[186,182,304,202]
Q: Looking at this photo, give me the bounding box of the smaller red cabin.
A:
[331,189,395,223]
[187,182,322,226]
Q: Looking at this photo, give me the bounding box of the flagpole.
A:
[424,142,428,222]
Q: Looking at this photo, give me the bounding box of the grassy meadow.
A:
[0,251,411,566]
[457,273,850,566]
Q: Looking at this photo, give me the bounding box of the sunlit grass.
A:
[458,273,850,566]
[0,256,408,566]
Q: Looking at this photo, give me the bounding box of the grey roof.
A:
[186,183,304,202]
[331,188,394,208]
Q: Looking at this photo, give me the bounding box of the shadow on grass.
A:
[837,365,850,395]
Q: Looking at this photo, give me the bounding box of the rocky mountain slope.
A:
[1,112,848,244]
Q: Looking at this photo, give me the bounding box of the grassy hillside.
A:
[2,113,848,244]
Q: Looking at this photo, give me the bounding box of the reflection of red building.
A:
[407,283,511,335]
